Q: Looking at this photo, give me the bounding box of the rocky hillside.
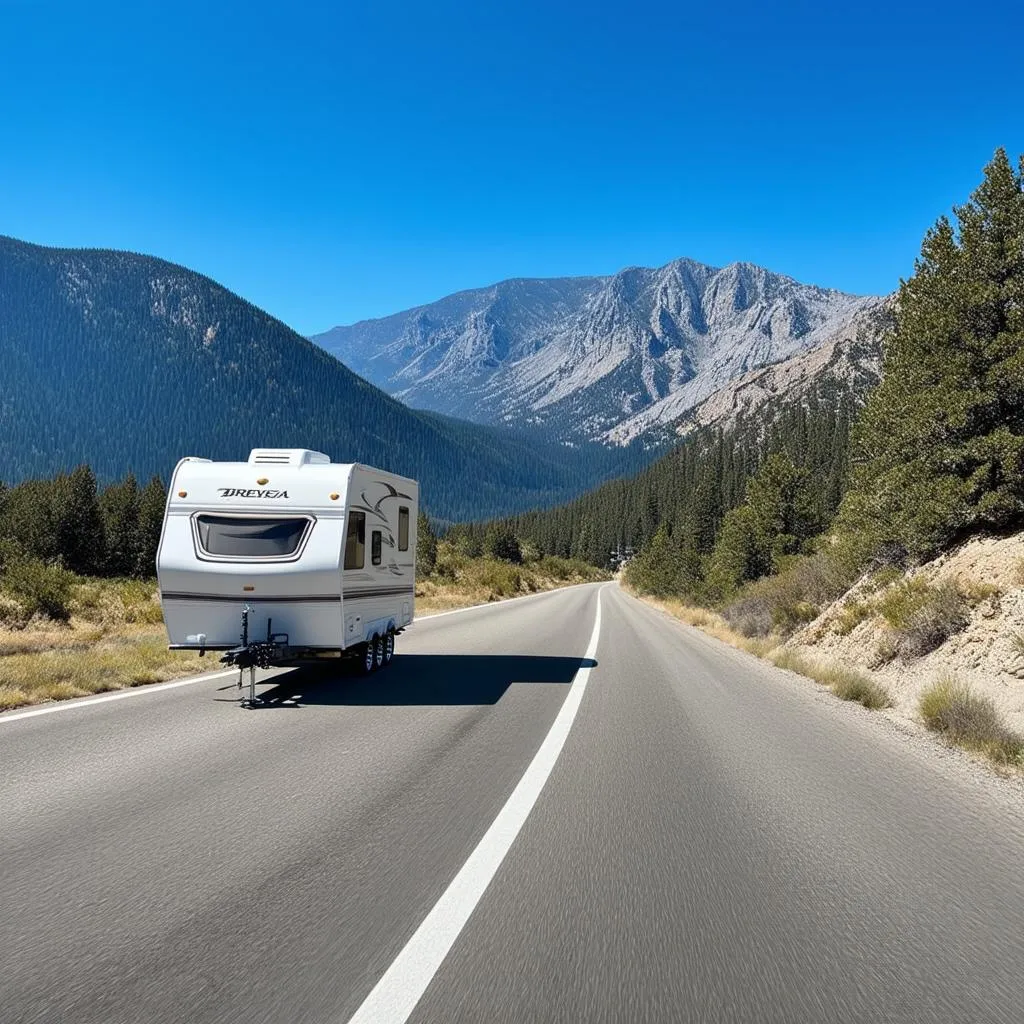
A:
[786,534,1024,735]
[609,300,892,446]
[313,259,885,445]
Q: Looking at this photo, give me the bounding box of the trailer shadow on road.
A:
[234,654,597,708]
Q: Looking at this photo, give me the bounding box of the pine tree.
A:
[416,509,437,577]
[53,465,106,575]
[624,523,700,597]
[484,526,522,563]
[840,149,1024,560]
[135,476,167,578]
[101,473,140,577]
[744,453,818,559]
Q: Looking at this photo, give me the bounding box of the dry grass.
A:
[0,576,205,712]
[0,635,207,708]
[416,549,608,615]
[636,587,892,711]
[630,591,781,658]
[833,599,873,636]
[769,647,893,709]
[919,676,1024,766]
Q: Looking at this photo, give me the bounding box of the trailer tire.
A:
[383,630,395,667]
[360,640,376,675]
[372,633,385,671]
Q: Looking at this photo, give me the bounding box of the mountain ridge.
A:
[312,257,885,444]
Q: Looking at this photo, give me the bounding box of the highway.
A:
[3,582,1024,1023]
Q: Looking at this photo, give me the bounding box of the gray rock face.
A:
[312,258,884,444]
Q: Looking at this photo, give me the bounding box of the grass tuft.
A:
[877,578,968,658]
[919,676,1024,765]
[769,648,892,709]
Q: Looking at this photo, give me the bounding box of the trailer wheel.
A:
[361,640,376,675]
[373,633,385,671]
[383,630,395,667]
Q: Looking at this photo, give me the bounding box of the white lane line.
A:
[414,581,598,622]
[0,669,237,724]
[345,585,605,1024]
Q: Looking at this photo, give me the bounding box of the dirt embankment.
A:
[786,534,1024,734]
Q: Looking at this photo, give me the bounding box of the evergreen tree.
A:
[101,473,140,577]
[484,526,522,563]
[0,478,59,562]
[744,453,818,559]
[704,505,772,599]
[416,509,437,577]
[53,466,106,575]
[135,476,167,578]
[624,524,701,597]
[839,149,1024,560]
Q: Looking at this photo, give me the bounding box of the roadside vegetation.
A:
[0,573,207,711]
[919,676,1024,766]
[415,515,608,614]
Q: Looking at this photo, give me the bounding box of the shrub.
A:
[961,579,1002,609]
[722,594,774,637]
[483,528,522,564]
[919,677,1024,764]
[878,578,968,659]
[877,577,933,629]
[472,559,522,598]
[899,582,967,658]
[722,560,827,638]
[1,559,76,622]
[871,632,898,667]
[834,600,872,636]
[828,669,893,709]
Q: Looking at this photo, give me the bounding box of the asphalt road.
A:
[4,583,1024,1023]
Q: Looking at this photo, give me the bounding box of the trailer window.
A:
[398,507,409,551]
[194,514,312,560]
[344,511,365,569]
[372,530,382,566]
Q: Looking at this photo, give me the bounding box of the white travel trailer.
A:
[157,449,418,698]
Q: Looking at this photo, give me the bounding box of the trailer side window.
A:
[398,507,409,551]
[372,530,382,566]
[344,511,365,569]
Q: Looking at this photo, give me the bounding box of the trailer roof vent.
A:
[248,449,332,466]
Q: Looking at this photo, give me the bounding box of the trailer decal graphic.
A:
[217,488,290,499]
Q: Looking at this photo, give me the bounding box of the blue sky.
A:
[1,0,1021,334]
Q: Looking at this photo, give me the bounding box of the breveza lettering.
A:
[218,488,290,499]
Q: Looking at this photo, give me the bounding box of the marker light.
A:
[178,490,187,498]
[330,492,340,500]
[257,477,269,485]
[243,585,255,592]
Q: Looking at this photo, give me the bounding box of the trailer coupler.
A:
[220,606,291,706]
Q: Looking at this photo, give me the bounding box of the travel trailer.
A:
[156,449,418,700]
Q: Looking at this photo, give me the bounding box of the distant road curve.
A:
[3,583,1024,1024]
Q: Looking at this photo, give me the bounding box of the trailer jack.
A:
[220,605,291,706]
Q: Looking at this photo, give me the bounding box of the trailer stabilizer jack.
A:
[220,606,292,705]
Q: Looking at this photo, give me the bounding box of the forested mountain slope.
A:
[0,236,641,522]
[462,397,858,568]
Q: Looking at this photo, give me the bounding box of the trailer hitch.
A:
[220,605,290,705]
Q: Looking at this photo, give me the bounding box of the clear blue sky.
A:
[1,0,1021,334]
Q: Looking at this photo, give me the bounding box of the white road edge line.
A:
[0,669,237,724]
[344,584,605,1024]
